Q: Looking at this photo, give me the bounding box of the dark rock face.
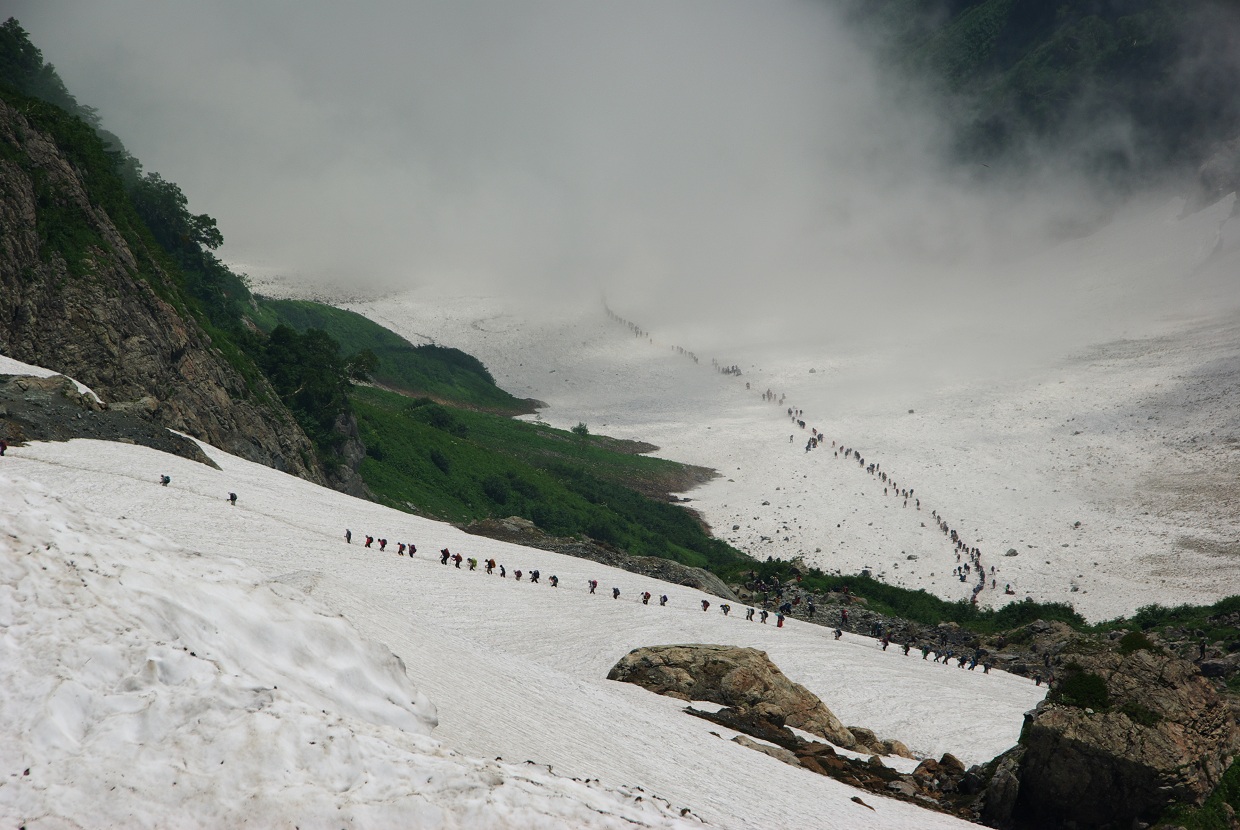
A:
[607,643,857,747]
[983,648,1237,829]
[0,374,216,466]
[0,97,323,482]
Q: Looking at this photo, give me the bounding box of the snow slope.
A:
[2,432,1042,829]
[0,472,700,829]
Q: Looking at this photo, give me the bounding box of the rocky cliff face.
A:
[978,647,1238,829]
[0,97,323,482]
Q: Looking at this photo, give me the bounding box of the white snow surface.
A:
[2,435,1040,829]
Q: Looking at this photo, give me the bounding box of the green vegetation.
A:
[254,299,533,414]
[1100,596,1240,649]
[1048,664,1110,710]
[1117,630,1159,656]
[1158,759,1240,830]
[352,386,745,570]
[716,558,1087,634]
[840,0,1240,183]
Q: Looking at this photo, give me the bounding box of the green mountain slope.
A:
[253,299,536,415]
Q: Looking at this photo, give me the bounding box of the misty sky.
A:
[10,2,1236,366]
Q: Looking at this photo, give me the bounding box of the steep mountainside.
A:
[0,93,323,481]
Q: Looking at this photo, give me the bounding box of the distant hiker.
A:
[588,579,598,594]
[468,557,478,571]
[0,439,7,456]
[840,609,849,626]
[485,558,495,574]
[833,628,842,640]
[515,569,523,581]
[660,595,668,606]
[612,587,620,599]
[159,475,171,487]
[903,642,911,656]
[409,544,417,555]
[759,610,769,624]
[806,602,815,619]
[921,645,930,660]
[776,612,785,628]
[701,600,710,612]
[228,492,237,506]
[549,575,559,587]
[880,636,890,651]
[365,536,374,549]
[530,570,540,584]
[720,604,731,616]
[398,543,406,556]
[745,607,754,621]
[345,529,352,544]
[500,565,506,578]
[440,548,450,564]
[379,539,387,552]
[642,591,651,605]
[452,553,462,569]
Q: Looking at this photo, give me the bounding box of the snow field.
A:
[0,472,699,828]
[4,436,1043,829]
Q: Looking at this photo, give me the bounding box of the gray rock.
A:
[608,644,857,748]
[731,734,800,767]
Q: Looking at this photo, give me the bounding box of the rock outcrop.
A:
[977,646,1238,829]
[0,374,216,466]
[0,96,323,482]
[607,644,857,748]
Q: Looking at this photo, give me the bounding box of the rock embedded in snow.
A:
[607,644,858,749]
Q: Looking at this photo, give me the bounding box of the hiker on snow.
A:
[588,579,598,594]
[660,595,668,606]
[440,548,451,564]
[642,591,651,605]
[159,475,171,486]
[228,492,237,505]
[345,529,352,544]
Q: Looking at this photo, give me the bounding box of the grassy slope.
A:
[352,386,744,571]
[253,298,535,415]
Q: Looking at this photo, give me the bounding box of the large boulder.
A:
[607,644,857,748]
[986,647,1237,828]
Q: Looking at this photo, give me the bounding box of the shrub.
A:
[1050,670,1110,710]
[1118,630,1158,656]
